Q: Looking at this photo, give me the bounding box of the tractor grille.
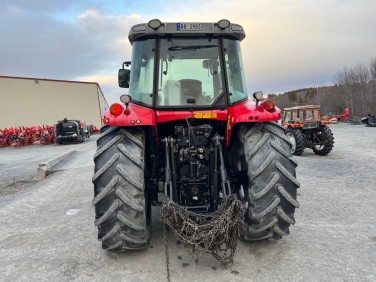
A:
[303,122,318,129]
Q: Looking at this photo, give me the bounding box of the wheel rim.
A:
[285,132,296,153]
[313,144,324,151]
[313,131,325,151]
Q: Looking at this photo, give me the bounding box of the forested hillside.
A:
[267,59,376,117]
[268,86,342,116]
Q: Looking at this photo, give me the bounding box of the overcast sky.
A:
[1,0,375,104]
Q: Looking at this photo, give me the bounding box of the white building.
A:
[0,76,108,129]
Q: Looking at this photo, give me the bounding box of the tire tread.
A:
[239,122,299,241]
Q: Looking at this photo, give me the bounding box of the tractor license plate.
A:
[194,112,217,119]
[176,23,202,31]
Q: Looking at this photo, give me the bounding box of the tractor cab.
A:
[118,19,248,109]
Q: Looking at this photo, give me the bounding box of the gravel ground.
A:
[0,136,98,196]
[0,176,37,197]
[0,123,375,282]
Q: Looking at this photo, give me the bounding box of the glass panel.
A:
[129,39,155,106]
[303,110,314,121]
[283,111,291,122]
[157,38,224,107]
[222,39,248,104]
[292,110,298,120]
[314,109,320,119]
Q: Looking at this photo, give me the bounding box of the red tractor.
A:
[93,19,299,251]
[282,105,334,156]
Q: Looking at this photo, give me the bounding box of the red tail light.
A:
[262,99,276,112]
[124,109,131,116]
[110,103,124,116]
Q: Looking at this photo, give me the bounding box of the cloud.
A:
[0,3,139,102]
[77,74,126,104]
[1,0,376,103]
[157,0,376,92]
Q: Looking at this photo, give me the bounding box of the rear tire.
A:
[285,127,305,156]
[238,123,300,241]
[312,125,334,155]
[92,126,150,251]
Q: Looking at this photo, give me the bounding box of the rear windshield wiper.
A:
[168,45,218,51]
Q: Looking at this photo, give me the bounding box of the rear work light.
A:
[120,94,132,105]
[110,103,124,116]
[262,99,276,112]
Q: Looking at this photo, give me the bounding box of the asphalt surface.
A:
[0,137,96,195]
[0,124,375,282]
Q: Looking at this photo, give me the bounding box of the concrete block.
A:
[36,150,76,180]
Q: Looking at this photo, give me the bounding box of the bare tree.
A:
[335,62,374,116]
[271,57,376,116]
[353,63,369,115]
[369,58,376,114]
[370,57,376,80]
[335,66,355,116]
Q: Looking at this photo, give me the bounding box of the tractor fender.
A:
[102,103,157,127]
[226,99,282,147]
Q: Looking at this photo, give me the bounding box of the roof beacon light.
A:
[148,19,162,30]
[218,19,230,29]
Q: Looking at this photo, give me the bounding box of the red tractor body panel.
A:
[103,103,157,127]
[156,109,228,123]
[227,100,282,123]
[102,99,282,148]
[227,99,282,146]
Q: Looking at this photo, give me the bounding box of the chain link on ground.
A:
[161,195,244,281]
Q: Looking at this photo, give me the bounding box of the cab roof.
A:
[284,105,320,111]
[128,19,246,44]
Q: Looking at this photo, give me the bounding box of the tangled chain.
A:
[161,195,244,279]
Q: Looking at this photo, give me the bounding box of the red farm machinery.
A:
[0,125,55,147]
[92,19,299,253]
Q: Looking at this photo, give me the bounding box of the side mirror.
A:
[118,69,130,88]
